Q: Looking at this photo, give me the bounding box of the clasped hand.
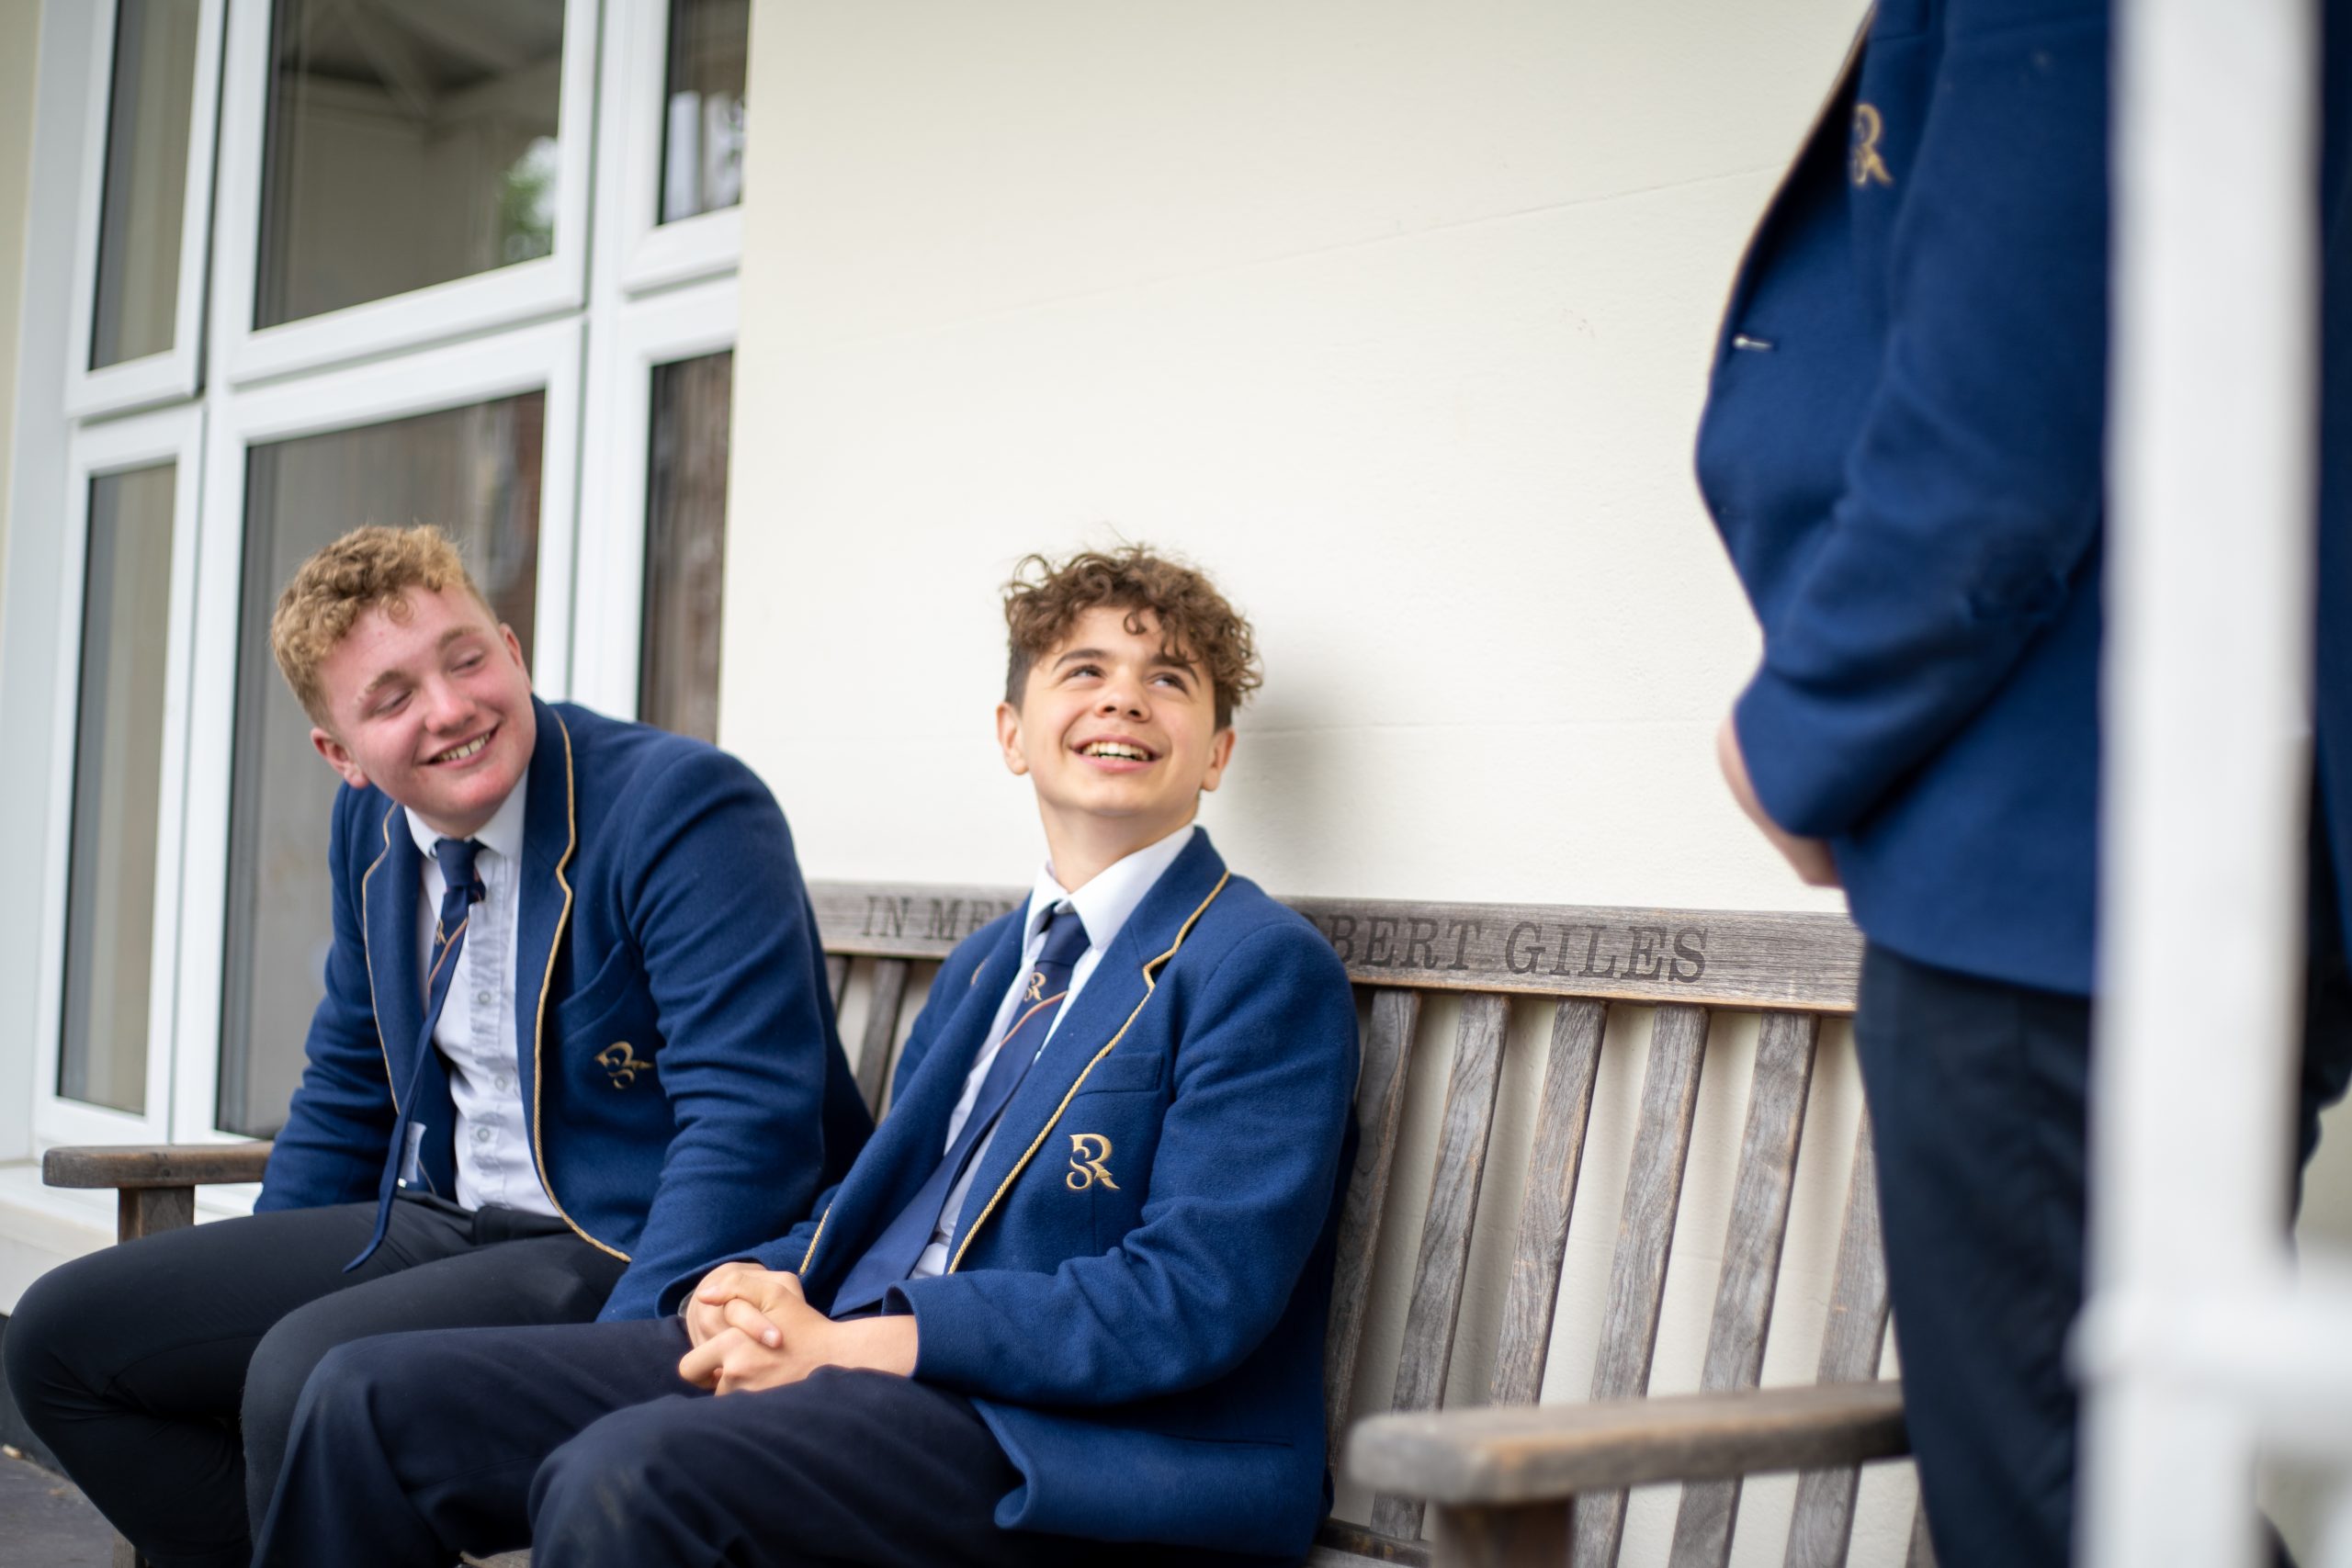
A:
[678,1263,919,1395]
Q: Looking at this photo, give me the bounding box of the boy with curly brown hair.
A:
[254,544,1362,1568]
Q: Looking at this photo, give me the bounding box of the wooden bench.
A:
[43,880,1928,1568]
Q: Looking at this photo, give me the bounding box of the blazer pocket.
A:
[1072,1051,1163,1096]
[553,945,641,1035]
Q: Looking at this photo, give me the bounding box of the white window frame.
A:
[571,275,738,719]
[62,0,229,419]
[170,319,586,1145]
[31,403,209,1151]
[208,0,603,389]
[600,0,743,296]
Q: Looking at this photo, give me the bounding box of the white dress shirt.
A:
[911,823,1195,1278]
[409,787,559,1217]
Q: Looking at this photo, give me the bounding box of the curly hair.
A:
[271,525,493,727]
[1002,545,1261,728]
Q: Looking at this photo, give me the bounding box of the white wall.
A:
[725,1,1866,908]
[0,0,43,606]
[0,0,88,1180]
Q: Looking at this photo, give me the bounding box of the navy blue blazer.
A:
[1698,0,2352,995]
[664,831,1360,1562]
[256,698,872,1322]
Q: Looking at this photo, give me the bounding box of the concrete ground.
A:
[0,1447,114,1567]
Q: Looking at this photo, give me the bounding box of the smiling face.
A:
[997,604,1235,887]
[307,584,537,839]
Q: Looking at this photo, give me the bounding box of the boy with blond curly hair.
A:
[255,545,1361,1567]
[7,525,868,1568]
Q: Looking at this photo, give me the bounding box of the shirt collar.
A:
[1025,824,1197,955]
[405,781,528,869]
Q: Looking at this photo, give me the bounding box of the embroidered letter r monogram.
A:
[1067,1133,1118,1190]
[1850,103,1894,188]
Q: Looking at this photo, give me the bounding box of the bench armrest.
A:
[1345,1380,1907,1506]
[42,1143,274,1190]
[43,1143,276,1243]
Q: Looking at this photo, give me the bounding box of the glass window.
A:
[254,0,567,328]
[639,350,732,741]
[91,0,204,368]
[218,395,544,1136]
[660,0,747,223]
[59,465,178,1112]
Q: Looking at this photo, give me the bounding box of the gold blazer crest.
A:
[595,1042,647,1089]
[1066,1133,1118,1190]
[1850,102,1894,188]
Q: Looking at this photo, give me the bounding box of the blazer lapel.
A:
[359,794,424,1111]
[805,911,1031,1284]
[514,700,578,1132]
[945,831,1233,1269]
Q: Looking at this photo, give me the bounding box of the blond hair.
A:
[1001,545,1261,728]
[271,525,492,727]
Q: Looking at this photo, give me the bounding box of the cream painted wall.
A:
[724,4,2350,1563]
[726,2,1867,906]
[0,0,43,608]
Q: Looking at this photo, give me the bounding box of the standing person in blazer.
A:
[1698,2,2352,1562]
[5,525,871,1568]
[249,545,1361,1568]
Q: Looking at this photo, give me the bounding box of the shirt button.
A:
[475,990,493,1006]
[475,1127,493,1143]
[493,1075,512,1092]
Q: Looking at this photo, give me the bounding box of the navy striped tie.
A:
[424,837,486,1046]
[831,903,1091,1313]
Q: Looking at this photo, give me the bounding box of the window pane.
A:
[91,0,203,368]
[639,350,731,742]
[60,465,177,1112]
[659,0,746,223]
[219,396,544,1136]
[255,0,567,328]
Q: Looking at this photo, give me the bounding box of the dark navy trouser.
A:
[252,1316,1274,1568]
[1,1194,617,1568]
[1859,832,2352,1568]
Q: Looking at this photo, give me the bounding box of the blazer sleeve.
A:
[652,1178,841,1318]
[597,747,845,1321]
[1735,0,2110,840]
[256,789,398,1211]
[650,928,985,1316]
[894,922,1358,1407]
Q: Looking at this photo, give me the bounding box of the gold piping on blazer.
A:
[797,1205,831,1274]
[946,871,1231,1273]
[359,800,401,1112]
[528,711,629,1262]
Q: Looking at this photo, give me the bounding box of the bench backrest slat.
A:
[809,883,1860,1011]
[825,953,849,1012]
[1668,1011,1824,1568]
[1906,1501,1938,1568]
[1577,1002,1713,1568]
[1367,993,1514,1542]
[854,958,913,1116]
[1284,897,1859,1011]
[1487,997,1609,1407]
[1782,1116,1894,1568]
[1326,987,1426,1446]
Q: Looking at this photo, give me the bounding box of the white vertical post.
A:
[2085,0,2321,1564]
